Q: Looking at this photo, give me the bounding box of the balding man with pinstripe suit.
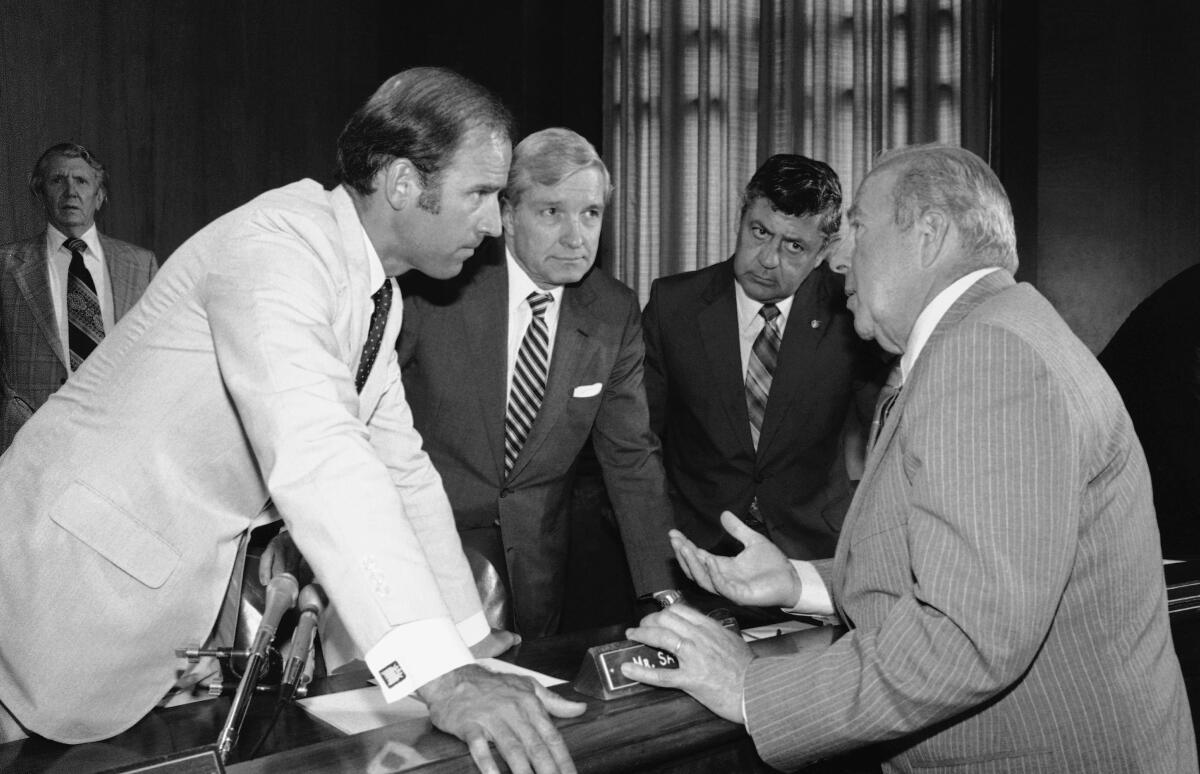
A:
[624,145,1196,773]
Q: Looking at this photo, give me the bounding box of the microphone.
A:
[217,572,299,762]
[279,583,326,702]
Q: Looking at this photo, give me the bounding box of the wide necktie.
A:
[504,292,553,475]
[745,302,782,449]
[868,362,904,450]
[355,279,393,393]
[64,236,103,370]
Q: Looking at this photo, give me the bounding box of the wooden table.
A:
[0,622,842,774]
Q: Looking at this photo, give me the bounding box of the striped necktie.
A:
[504,292,553,475]
[64,236,103,369]
[745,303,781,449]
[355,280,393,393]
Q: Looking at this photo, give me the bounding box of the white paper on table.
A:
[297,658,565,736]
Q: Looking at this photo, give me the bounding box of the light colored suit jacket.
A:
[743,271,1196,772]
[0,181,482,743]
[0,232,157,452]
[399,245,676,637]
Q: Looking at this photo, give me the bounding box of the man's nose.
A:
[829,245,851,275]
[561,218,584,249]
[478,197,502,237]
[757,242,781,269]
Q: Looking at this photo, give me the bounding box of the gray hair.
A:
[874,144,1018,274]
[29,142,108,201]
[503,127,612,208]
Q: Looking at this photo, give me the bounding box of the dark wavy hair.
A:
[336,67,514,199]
[741,154,842,242]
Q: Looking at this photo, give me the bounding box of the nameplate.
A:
[572,640,678,700]
[97,745,225,774]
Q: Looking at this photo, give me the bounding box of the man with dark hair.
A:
[643,154,880,561]
[398,127,679,638]
[0,68,584,774]
[628,145,1195,772]
[0,142,157,452]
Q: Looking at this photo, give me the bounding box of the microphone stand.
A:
[216,572,298,763]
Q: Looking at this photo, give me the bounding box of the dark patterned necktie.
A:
[355,279,393,393]
[745,303,782,449]
[64,236,103,370]
[504,292,553,475]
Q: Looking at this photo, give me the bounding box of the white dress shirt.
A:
[505,247,564,390]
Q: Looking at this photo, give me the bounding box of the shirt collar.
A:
[900,267,999,381]
[506,246,563,312]
[46,223,100,257]
[359,222,387,294]
[734,279,795,334]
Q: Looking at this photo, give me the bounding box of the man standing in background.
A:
[642,154,880,561]
[0,142,157,452]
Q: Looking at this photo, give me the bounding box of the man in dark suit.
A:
[626,145,1195,772]
[1100,263,1200,558]
[642,154,879,560]
[0,142,157,452]
[399,127,678,638]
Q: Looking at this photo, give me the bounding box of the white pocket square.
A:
[572,383,603,398]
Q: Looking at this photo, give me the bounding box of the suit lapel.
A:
[464,260,511,480]
[13,238,67,368]
[835,270,1017,598]
[507,280,596,480]
[697,261,756,457]
[100,235,141,317]
[756,268,835,455]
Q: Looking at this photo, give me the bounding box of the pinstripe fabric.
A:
[743,272,1196,773]
[0,232,157,452]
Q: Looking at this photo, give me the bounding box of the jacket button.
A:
[499,488,511,498]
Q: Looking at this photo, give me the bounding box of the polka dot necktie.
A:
[745,302,781,449]
[355,279,393,393]
[64,236,104,370]
[504,292,553,475]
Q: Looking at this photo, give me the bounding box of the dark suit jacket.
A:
[745,271,1195,772]
[642,259,879,559]
[399,244,676,637]
[1099,263,1200,558]
[0,232,157,452]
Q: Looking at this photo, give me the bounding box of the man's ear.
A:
[381,158,421,212]
[917,208,950,269]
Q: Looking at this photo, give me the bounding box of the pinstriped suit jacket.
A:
[743,271,1196,772]
[0,231,157,452]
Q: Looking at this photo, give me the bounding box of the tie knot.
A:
[63,237,87,255]
[528,292,552,318]
[759,303,780,323]
[372,279,393,306]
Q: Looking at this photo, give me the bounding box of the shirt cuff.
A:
[782,560,835,616]
[456,610,490,647]
[365,618,473,702]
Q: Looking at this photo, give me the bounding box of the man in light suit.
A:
[399,128,678,638]
[643,155,881,561]
[624,145,1197,772]
[0,68,584,774]
[0,142,157,452]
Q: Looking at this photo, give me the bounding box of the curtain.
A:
[603,0,996,301]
